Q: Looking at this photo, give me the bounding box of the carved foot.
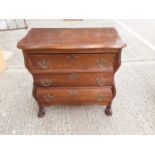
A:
[105,104,112,116]
[38,106,46,118]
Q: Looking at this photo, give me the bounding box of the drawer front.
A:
[36,87,113,105]
[34,72,114,87]
[29,54,115,73]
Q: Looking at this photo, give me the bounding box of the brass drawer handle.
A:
[67,54,79,60]
[68,73,79,80]
[43,95,55,102]
[68,89,79,96]
[37,60,49,69]
[40,78,52,87]
[96,78,105,86]
[96,95,104,102]
[96,59,108,68]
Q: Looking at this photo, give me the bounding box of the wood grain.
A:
[17,27,125,117]
[36,86,113,106]
[33,72,114,87]
[29,53,115,73]
[17,28,126,50]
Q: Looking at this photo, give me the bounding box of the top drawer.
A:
[28,53,115,73]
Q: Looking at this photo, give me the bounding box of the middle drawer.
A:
[34,72,114,87]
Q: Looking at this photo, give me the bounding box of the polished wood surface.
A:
[36,86,113,106]
[34,72,114,87]
[17,28,126,118]
[17,28,126,50]
[29,53,114,73]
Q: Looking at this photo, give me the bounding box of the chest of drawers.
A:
[17,28,126,118]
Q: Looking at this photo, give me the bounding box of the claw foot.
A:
[38,106,45,118]
[105,104,112,116]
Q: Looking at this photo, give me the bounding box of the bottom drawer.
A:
[36,86,113,106]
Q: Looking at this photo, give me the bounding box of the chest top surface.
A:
[17,28,126,51]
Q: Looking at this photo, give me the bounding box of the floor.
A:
[0,19,155,135]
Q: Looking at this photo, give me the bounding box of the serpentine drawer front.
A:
[36,87,113,106]
[17,28,126,118]
[29,53,114,73]
[34,72,114,87]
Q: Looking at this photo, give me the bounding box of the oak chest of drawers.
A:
[17,28,126,118]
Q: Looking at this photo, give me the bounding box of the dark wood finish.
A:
[36,86,113,106]
[105,103,112,116]
[34,72,114,87]
[29,53,115,73]
[38,106,46,118]
[105,85,116,116]
[17,28,125,118]
[17,28,126,50]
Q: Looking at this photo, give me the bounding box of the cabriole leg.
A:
[38,106,46,118]
[105,85,116,116]
[105,103,112,116]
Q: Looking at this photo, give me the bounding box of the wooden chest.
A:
[17,28,126,118]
